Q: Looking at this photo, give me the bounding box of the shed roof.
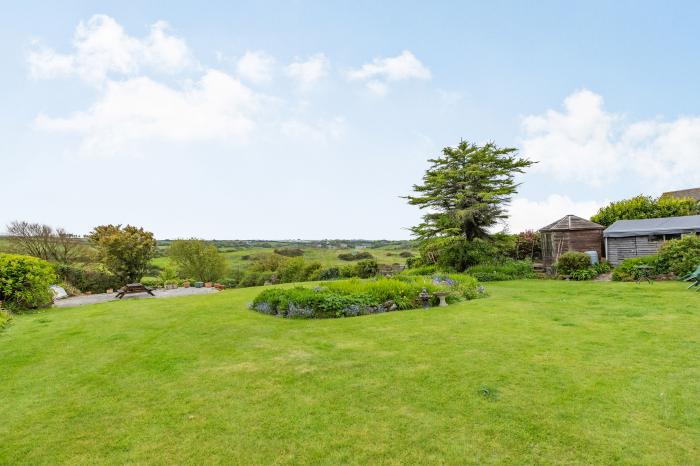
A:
[603,215,700,238]
[661,187,700,201]
[539,215,604,232]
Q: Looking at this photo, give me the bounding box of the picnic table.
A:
[116,283,155,299]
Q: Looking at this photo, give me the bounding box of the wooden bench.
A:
[116,283,155,299]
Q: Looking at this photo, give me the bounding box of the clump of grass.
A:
[478,385,499,401]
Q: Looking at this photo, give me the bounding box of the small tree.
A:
[88,225,156,284]
[168,239,228,282]
[406,140,535,241]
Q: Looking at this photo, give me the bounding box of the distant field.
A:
[152,244,416,272]
[0,237,11,253]
[1,280,698,464]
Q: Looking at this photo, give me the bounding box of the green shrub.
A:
[250,275,482,319]
[219,277,240,288]
[656,235,700,276]
[317,267,341,280]
[238,271,274,288]
[355,259,379,278]
[337,251,374,261]
[0,253,56,311]
[569,268,597,281]
[340,265,358,278]
[168,239,228,282]
[274,248,304,257]
[419,236,495,272]
[612,256,660,281]
[402,265,439,276]
[55,263,122,293]
[140,276,160,288]
[158,266,179,286]
[593,260,612,275]
[556,252,591,275]
[465,260,535,281]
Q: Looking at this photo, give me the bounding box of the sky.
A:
[3,0,700,239]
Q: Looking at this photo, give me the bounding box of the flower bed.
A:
[250,275,482,319]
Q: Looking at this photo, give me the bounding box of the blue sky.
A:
[3,1,700,239]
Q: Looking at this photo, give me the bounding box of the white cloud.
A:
[348,50,430,95]
[365,80,388,96]
[35,70,265,156]
[285,53,329,90]
[504,194,602,233]
[236,50,275,84]
[521,89,700,188]
[28,15,194,85]
[281,117,346,143]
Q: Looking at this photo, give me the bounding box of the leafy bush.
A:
[556,252,591,275]
[274,248,304,257]
[593,260,612,275]
[402,265,439,276]
[0,253,56,311]
[317,267,341,281]
[55,263,122,293]
[168,239,228,282]
[140,276,160,288]
[340,265,358,278]
[419,236,502,272]
[355,259,379,278]
[399,251,414,258]
[158,266,179,285]
[250,275,481,319]
[248,253,287,272]
[218,277,240,288]
[514,230,542,260]
[465,260,535,281]
[656,235,700,276]
[612,256,660,281]
[276,258,323,283]
[238,271,274,287]
[337,251,374,261]
[569,268,597,281]
[591,195,700,227]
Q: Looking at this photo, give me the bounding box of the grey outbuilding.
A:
[604,214,700,265]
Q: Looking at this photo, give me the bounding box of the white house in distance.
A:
[604,215,700,265]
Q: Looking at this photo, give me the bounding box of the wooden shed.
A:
[604,214,700,265]
[539,215,605,272]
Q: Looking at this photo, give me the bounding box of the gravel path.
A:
[54,287,219,308]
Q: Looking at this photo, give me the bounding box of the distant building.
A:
[661,187,700,202]
[604,215,700,265]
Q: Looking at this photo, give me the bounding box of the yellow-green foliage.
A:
[0,253,56,311]
[591,195,700,227]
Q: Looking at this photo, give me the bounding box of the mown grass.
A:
[1,280,698,464]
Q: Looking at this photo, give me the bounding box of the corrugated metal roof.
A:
[539,215,604,232]
[603,215,700,237]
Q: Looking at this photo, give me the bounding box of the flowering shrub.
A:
[250,275,482,319]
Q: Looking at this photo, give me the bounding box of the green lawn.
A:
[1,280,698,464]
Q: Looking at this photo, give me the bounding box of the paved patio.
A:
[54,287,219,308]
